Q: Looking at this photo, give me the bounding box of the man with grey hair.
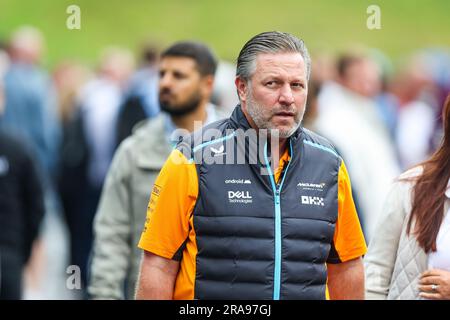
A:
[136,31,367,300]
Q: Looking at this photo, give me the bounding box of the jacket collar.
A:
[229,104,252,130]
[135,104,223,170]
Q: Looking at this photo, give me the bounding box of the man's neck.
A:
[170,101,208,133]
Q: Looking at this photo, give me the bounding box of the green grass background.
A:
[1,0,449,68]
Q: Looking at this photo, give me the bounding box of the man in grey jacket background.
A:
[88,41,225,299]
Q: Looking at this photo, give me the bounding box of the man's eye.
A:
[174,73,186,79]
[291,83,304,89]
[266,81,277,87]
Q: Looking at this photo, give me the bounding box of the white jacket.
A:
[364,167,450,299]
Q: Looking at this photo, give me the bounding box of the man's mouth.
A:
[274,111,295,117]
[159,92,173,100]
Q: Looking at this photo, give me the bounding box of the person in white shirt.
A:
[316,53,400,241]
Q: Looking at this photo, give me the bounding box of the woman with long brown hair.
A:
[365,94,450,300]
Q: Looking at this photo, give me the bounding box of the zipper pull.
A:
[275,190,280,204]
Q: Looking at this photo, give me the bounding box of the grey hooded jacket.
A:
[88,114,172,299]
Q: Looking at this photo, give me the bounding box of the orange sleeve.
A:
[138,149,198,260]
[328,160,367,263]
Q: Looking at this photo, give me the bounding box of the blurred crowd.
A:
[0,25,449,299]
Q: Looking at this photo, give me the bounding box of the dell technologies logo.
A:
[228,190,253,204]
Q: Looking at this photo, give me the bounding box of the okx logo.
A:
[228,190,253,204]
[301,196,324,206]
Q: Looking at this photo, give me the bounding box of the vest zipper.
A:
[263,140,293,300]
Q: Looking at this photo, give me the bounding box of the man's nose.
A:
[159,73,172,88]
[278,84,294,105]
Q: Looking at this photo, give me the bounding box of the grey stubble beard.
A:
[245,86,304,139]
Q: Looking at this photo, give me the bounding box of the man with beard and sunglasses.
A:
[88,41,225,300]
[136,32,367,300]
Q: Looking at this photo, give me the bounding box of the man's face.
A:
[158,56,204,116]
[237,52,308,138]
[341,59,381,98]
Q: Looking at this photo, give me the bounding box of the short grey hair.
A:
[236,31,311,81]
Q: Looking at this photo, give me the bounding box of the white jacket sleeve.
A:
[88,143,133,299]
[364,178,411,299]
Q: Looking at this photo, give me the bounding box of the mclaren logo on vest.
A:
[228,190,253,204]
[301,196,325,206]
[297,182,326,192]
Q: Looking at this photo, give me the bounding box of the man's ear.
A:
[201,75,215,97]
[235,76,248,104]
